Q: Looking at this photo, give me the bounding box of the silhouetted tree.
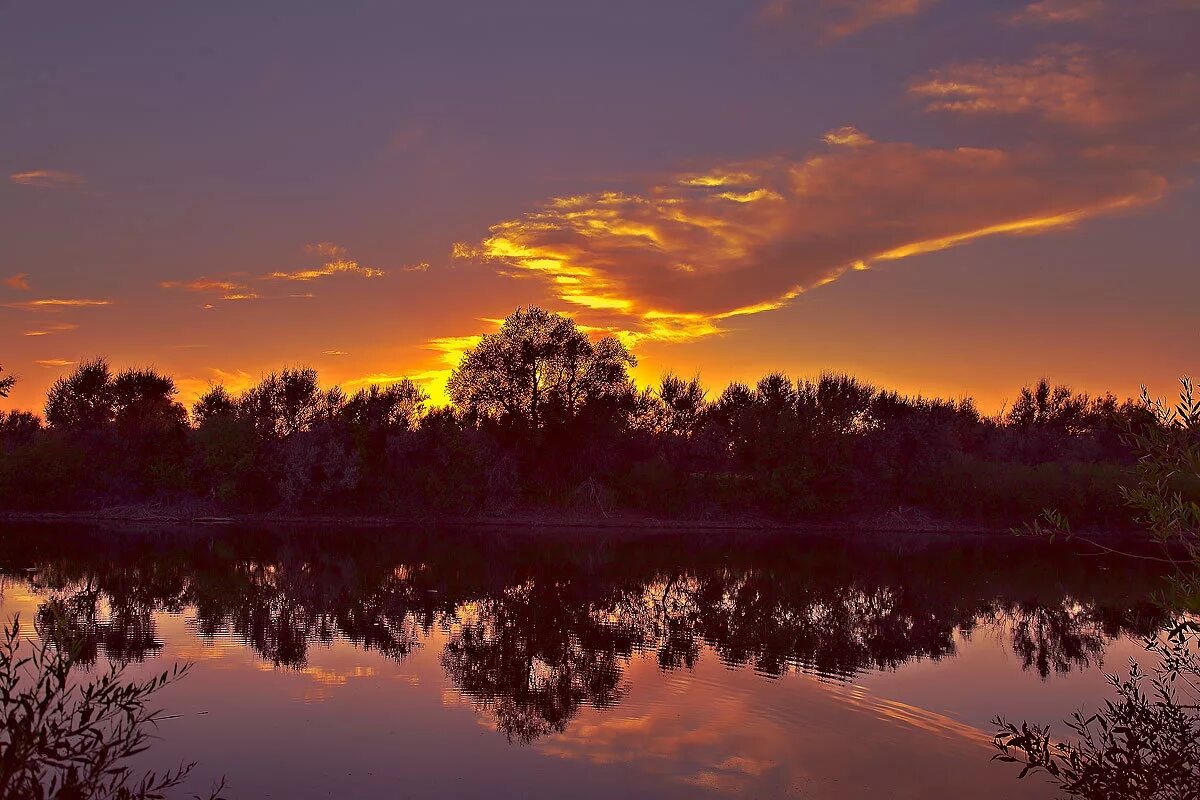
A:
[191,385,237,425]
[44,358,116,431]
[448,307,635,431]
[0,364,13,398]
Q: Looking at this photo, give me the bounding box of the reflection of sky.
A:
[2,1,1198,414]
[2,580,1148,799]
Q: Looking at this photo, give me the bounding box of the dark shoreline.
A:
[0,506,1153,541]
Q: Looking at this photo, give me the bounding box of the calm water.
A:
[0,524,1173,799]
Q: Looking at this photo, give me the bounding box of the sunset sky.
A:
[3,0,1197,413]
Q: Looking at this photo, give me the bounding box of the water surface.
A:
[0,524,1172,799]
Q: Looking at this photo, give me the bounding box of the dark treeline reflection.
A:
[0,525,1173,743]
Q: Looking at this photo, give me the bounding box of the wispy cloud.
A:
[34,359,76,368]
[5,298,112,311]
[23,322,78,337]
[822,126,874,147]
[910,45,1200,131]
[164,243,407,308]
[758,0,937,40]
[266,259,385,281]
[322,350,349,356]
[160,277,258,301]
[160,278,249,293]
[457,127,1168,342]
[8,170,85,189]
[265,242,385,282]
[911,47,1117,127]
[1010,0,1106,24]
[4,273,30,291]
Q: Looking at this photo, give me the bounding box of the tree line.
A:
[0,306,1186,523]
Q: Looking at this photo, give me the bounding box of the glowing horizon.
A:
[2,1,1197,416]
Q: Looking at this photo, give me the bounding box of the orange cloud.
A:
[910,45,1200,131]
[160,277,257,301]
[822,126,874,147]
[23,322,78,337]
[457,129,1166,342]
[34,359,76,368]
[6,298,112,311]
[161,243,413,308]
[8,170,84,189]
[759,0,937,40]
[4,273,30,291]
[911,47,1120,127]
[266,244,386,281]
[266,259,384,281]
[1010,0,1106,24]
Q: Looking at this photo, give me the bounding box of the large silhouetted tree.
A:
[44,358,116,431]
[447,307,635,430]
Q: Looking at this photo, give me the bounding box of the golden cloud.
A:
[4,273,30,291]
[35,359,76,368]
[457,129,1167,342]
[266,244,386,282]
[6,298,112,311]
[759,0,937,40]
[265,259,385,281]
[8,170,84,189]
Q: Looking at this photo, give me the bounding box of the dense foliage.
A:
[994,379,1200,798]
[0,307,1183,524]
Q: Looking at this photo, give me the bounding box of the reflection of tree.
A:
[441,581,633,743]
[0,527,1177,743]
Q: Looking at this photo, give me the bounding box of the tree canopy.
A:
[447,307,635,430]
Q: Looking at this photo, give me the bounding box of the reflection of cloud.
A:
[758,0,937,40]
[6,298,112,311]
[458,129,1166,342]
[537,654,991,797]
[8,170,84,188]
[4,273,30,291]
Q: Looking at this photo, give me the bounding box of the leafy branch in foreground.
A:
[997,377,1200,798]
[993,622,1200,800]
[0,615,224,800]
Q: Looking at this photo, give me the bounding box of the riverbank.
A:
[0,503,1147,539]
